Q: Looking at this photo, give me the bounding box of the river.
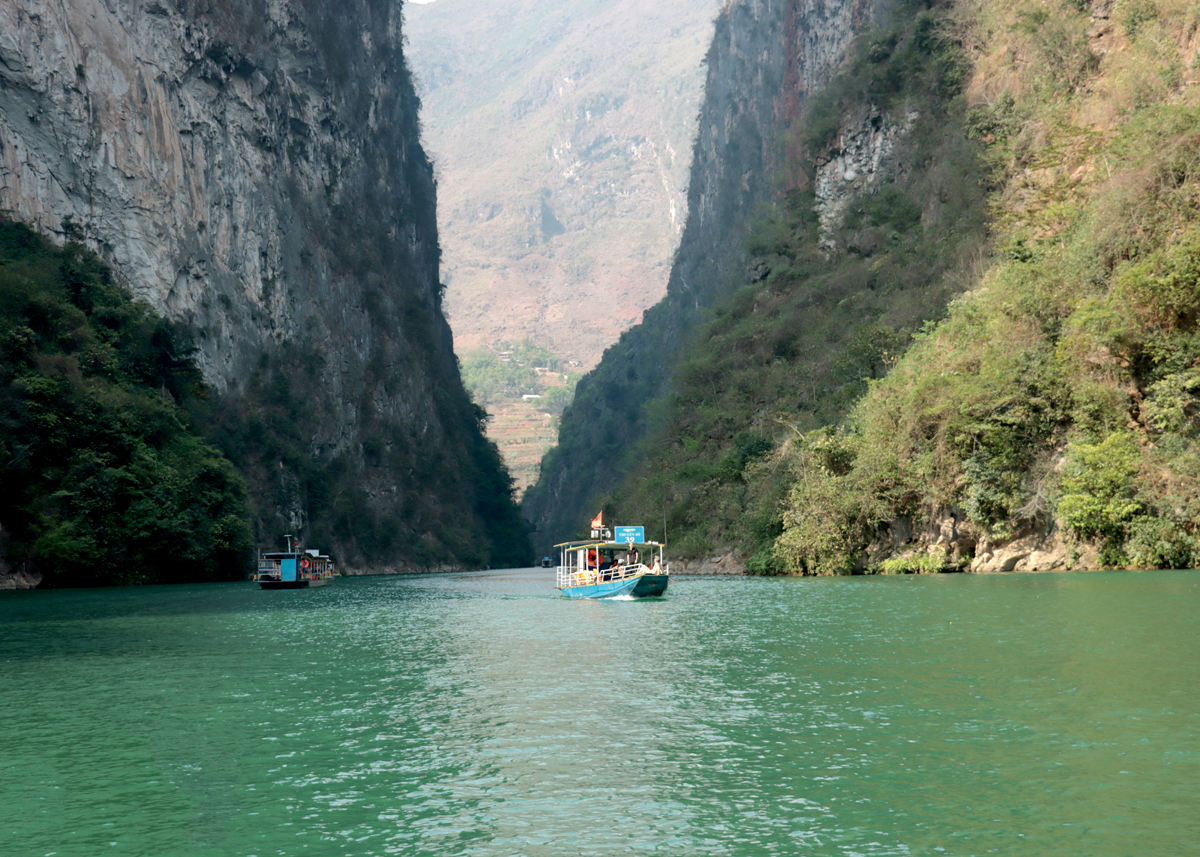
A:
[2,569,1197,856]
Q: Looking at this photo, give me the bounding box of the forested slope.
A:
[776,0,1200,573]
[0,221,251,587]
[531,0,1200,573]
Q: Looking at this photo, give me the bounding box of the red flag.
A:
[591,510,603,529]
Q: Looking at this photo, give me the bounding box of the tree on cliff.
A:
[0,220,254,585]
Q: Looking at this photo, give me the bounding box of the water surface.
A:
[2,569,1197,856]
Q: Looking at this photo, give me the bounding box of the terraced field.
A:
[486,403,559,498]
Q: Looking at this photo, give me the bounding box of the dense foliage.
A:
[0,220,253,586]
[774,1,1200,573]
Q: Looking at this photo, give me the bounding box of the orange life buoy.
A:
[300,558,310,570]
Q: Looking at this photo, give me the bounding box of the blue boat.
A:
[555,530,669,599]
[251,536,336,589]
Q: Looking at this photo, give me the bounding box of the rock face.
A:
[0,0,528,569]
[865,513,1104,574]
[672,550,746,576]
[0,567,42,590]
[0,524,41,589]
[814,103,916,254]
[0,0,434,391]
[523,0,876,551]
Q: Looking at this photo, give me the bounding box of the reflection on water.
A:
[2,569,1198,856]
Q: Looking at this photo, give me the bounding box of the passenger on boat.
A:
[626,545,640,566]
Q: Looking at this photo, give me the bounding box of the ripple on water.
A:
[1,569,1198,856]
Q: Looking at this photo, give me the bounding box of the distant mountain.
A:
[404,0,718,369]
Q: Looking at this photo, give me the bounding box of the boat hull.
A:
[257,578,331,589]
[560,572,668,599]
[631,574,669,597]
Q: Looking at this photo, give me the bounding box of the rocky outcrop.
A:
[0,0,529,569]
[0,524,40,589]
[814,103,917,254]
[0,567,42,590]
[866,513,1105,574]
[523,0,877,552]
[673,549,746,576]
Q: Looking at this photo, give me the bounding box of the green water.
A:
[1,570,1197,857]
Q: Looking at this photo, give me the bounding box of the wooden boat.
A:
[555,526,668,599]
[252,538,336,589]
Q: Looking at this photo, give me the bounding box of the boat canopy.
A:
[553,540,665,550]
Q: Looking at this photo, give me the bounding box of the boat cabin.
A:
[254,548,335,584]
[554,539,665,590]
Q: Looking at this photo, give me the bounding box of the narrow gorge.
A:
[523,0,881,552]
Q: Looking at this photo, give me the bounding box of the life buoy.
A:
[300,558,311,570]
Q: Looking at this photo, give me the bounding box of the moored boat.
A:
[252,537,336,589]
[555,516,668,599]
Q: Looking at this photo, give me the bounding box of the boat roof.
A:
[554,540,664,550]
[259,550,331,559]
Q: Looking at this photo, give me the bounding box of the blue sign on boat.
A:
[614,526,645,543]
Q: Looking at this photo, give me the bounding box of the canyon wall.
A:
[0,0,529,568]
[523,0,878,550]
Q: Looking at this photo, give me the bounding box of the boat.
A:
[541,556,553,568]
[252,537,336,589]
[554,518,669,599]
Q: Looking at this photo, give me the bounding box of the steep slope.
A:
[523,0,879,550]
[0,0,530,570]
[775,0,1200,573]
[404,0,715,368]
[536,0,1200,573]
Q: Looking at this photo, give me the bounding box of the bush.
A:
[1056,432,1143,561]
[875,551,944,574]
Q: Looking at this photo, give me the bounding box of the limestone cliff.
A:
[0,0,530,569]
[523,0,876,550]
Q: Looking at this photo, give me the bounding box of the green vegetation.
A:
[773,1,1200,573]
[0,220,253,586]
[553,0,1200,574]
[597,1,987,563]
[459,339,581,413]
[876,551,945,574]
